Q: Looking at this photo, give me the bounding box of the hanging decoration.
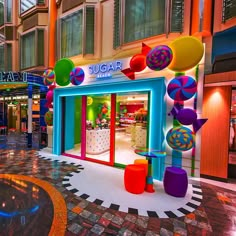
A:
[167,76,198,101]
[43,69,55,86]
[146,45,173,71]
[70,67,85,85]
[54,58,75,86]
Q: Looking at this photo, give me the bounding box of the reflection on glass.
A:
[115,92,148,165]
[85,94,111,162]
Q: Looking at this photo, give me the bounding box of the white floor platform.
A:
[38,148,203,218]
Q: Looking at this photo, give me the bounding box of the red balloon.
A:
[130,54,146,72]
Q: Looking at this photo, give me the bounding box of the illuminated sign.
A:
[88,61,123,79]
[0,72,28,83]
[0,72,45,86]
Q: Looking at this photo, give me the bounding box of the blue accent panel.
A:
[212,26,236,63]
[27,133,32,148]
[28,85,33,98]
[65,97,75,150]
[172,150,182,167]
[40,99,48,127]
[53,78,166,180]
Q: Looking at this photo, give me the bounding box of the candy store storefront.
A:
[50,36,206,180]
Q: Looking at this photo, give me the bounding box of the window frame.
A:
[58,3,95,59]
[19,0,45,15]
[222,0,236,22]
[0,42,12,71]
[113,0,184,49]
[20,28,45,70]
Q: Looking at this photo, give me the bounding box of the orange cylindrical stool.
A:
[134,159,148,176]
[124,164,146,194]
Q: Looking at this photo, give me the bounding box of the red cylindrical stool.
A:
[124,164,146,194]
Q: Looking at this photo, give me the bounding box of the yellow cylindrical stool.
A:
[134,159,148,176]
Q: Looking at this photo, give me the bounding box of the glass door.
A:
[114,92,149,166]
[85,94,112,163]
[63,96,83,158]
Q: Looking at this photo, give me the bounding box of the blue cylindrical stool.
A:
[163,166,188,197]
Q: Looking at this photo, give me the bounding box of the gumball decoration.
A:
[44,111,53,126]
[54,58,74,86]
[168,36,204,72]
[167,76,197,101]
[176,108,197,125]
[43,69,55,85]
[146,45,173,71]
[129,54,146,72]
[70,67,85,85]
[166,126,195,151]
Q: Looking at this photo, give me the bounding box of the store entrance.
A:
[63,92,149,166]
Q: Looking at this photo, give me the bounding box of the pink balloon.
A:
[46,90,53,104]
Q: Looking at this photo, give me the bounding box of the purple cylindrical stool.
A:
[163,166,188,197]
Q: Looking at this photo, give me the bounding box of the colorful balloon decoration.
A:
[146,45,173,71]
[43,69,55,85]
[166,126,195,151]
[54,58,75,86]
[70,67,85,85]
[168,36,204,72]
[44,111,53,126]
[167,76,197,101]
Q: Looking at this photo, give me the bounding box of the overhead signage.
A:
[0,72,45,86]
[88,60,123,79]
[0,72,28,83]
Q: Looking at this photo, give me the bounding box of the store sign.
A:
[0,72,45,86]
[88,60,123,79]
[0,72,28,83]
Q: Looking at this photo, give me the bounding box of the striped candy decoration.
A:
[167,75,197,101]
[146,45,173,71]
[166,126,195,151]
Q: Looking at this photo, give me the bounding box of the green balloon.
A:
[54,58,75,86]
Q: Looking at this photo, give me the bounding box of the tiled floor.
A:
[1,135,236,235]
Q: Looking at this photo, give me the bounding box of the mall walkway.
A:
[0,134,236,235]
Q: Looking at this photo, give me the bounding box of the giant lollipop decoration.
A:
[70,67,85,85]
[166,126,195,151]
[167,75,197,101]
[146,45,173,71]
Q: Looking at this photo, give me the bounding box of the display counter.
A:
[130,125,147,148]
[86,129,110,154]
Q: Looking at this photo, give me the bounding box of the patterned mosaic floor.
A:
[0,146,236,235]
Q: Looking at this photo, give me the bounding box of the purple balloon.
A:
[176,108,197,125]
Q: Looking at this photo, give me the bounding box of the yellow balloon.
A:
[168,36,204,72]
